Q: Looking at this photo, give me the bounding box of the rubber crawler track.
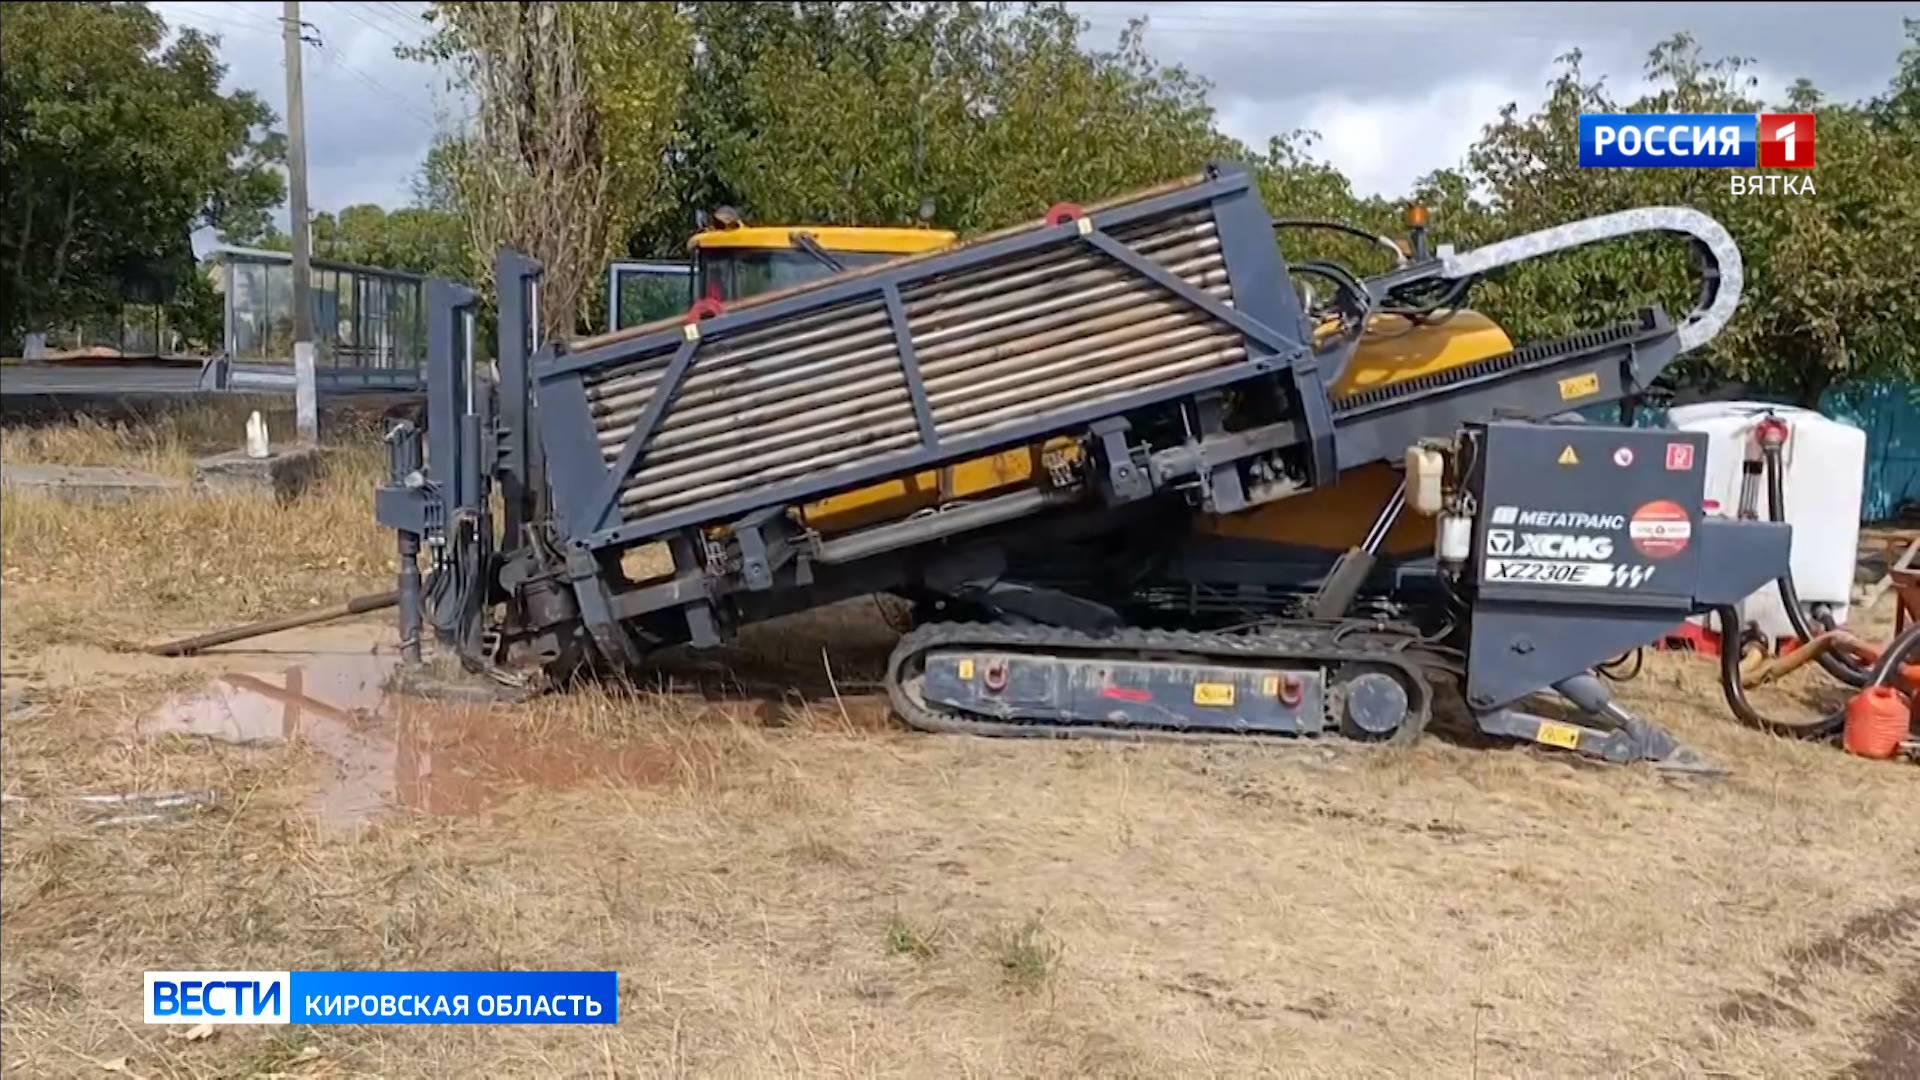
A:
[886,620,1460,747]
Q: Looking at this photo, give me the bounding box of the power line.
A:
[167,2,285,30]
[309,39,440,132]
[339,1,430,51]
[158,4,280,39]
[365,1,434,45]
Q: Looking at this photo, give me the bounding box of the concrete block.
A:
[2,463,185,501]
[193,445,327,502]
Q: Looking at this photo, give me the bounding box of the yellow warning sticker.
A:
[1193,682,1236,707]
[1536,721,1581,750]
[1261,675,1280,697]
[957,659,975,681]
[1558,371,1600,401]
[1557,445,1580,466]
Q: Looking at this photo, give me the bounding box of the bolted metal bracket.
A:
[1089,418,1152,504]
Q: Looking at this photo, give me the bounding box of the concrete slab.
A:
[192,445,327,502]
[1,463,186,500]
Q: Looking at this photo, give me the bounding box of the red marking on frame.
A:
[1631,500,1693,559]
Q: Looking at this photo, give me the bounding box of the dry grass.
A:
[1,402,392,652]
[2,407,1917,1077]
[2,606,1914,1078]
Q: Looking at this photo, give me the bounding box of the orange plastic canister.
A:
[1843,687,1913,759]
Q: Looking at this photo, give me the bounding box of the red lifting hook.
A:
[1044,202,1085,227]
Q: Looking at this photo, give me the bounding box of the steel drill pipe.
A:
[610,379,915,460]
[623,424,924,510]
[629,387,917,477]
[583,218,1212,401]
[942,347,1246,439]
[622,333,1244,508]
[905,239,1221,341]
[917,285,1231,384]
[583,251,1228,432]
[893,212,1214,311]
[629,303,1231,469]
[593,270,1231,448]
[924,313,1227,406]
[908,255,1224,354]
[932,331,1241,425]
[623,342,1243,514]
[587,251,1227,429]
[902,222,1218,321]
[585,233,1221,418]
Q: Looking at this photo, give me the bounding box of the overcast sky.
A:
[154,0,1915,240]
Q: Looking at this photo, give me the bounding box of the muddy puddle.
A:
[138,655,688,826]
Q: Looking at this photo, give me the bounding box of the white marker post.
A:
[294,341,318,444]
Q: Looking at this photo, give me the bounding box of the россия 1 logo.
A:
[1579,113,1815,195]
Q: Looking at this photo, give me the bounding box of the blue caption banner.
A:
[290,971,618,1024]
[1579,113,1757,168]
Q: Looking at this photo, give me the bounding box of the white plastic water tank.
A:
[1666,402,1866,642]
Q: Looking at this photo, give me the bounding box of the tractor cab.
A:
[607,218,956,332]
[689,218,957,304]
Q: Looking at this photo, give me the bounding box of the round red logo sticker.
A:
[1630,499,1692,559]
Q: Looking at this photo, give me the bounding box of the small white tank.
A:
[1667,402,1866,642]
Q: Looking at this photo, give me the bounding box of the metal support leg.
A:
[1471,672,1721,773]
[397,530,422,664]
[1309,480,1405,619]
[565,546,647,672]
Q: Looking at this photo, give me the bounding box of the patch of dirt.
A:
[134,652,722,827]
[1790,899,1920,974]
[1849,974,1920,1078]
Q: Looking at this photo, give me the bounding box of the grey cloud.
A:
[162,2,1917,217]
[1074,1,1915,195]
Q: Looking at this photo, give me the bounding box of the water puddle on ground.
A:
[138,656,685,826]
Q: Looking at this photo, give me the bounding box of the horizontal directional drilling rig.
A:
[378,161,1789,769]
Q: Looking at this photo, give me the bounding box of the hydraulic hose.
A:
[1865,620,1920,689]
[1714,606,1842,738]
[1761,442,1872,687]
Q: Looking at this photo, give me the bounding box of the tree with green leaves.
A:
[409,1,691,338]
[255,204,468,280]
[1416,27,1920,404]
[0,1,284,349]
[411,2,1244,328]
[669,5,1235,240]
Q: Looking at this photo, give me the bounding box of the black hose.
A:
[1714,606,1842,738]
[1762,443,1871,687]
[1597,647,1644,681]
[1865,620,1920,688]
[1273,219,1404,262]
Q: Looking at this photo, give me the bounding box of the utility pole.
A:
[283,0,317,443]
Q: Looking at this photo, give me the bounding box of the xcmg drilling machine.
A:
[377,162,1792,769]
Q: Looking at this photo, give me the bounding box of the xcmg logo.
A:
[146,972,290,1025]
[1485,530,1615,561]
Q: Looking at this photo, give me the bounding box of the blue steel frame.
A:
[530,162,1320,554]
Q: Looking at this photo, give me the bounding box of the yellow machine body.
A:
[1202,311,1514,555]
[690,225,958,256]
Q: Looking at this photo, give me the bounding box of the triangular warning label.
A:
[1558,445,1580,466]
